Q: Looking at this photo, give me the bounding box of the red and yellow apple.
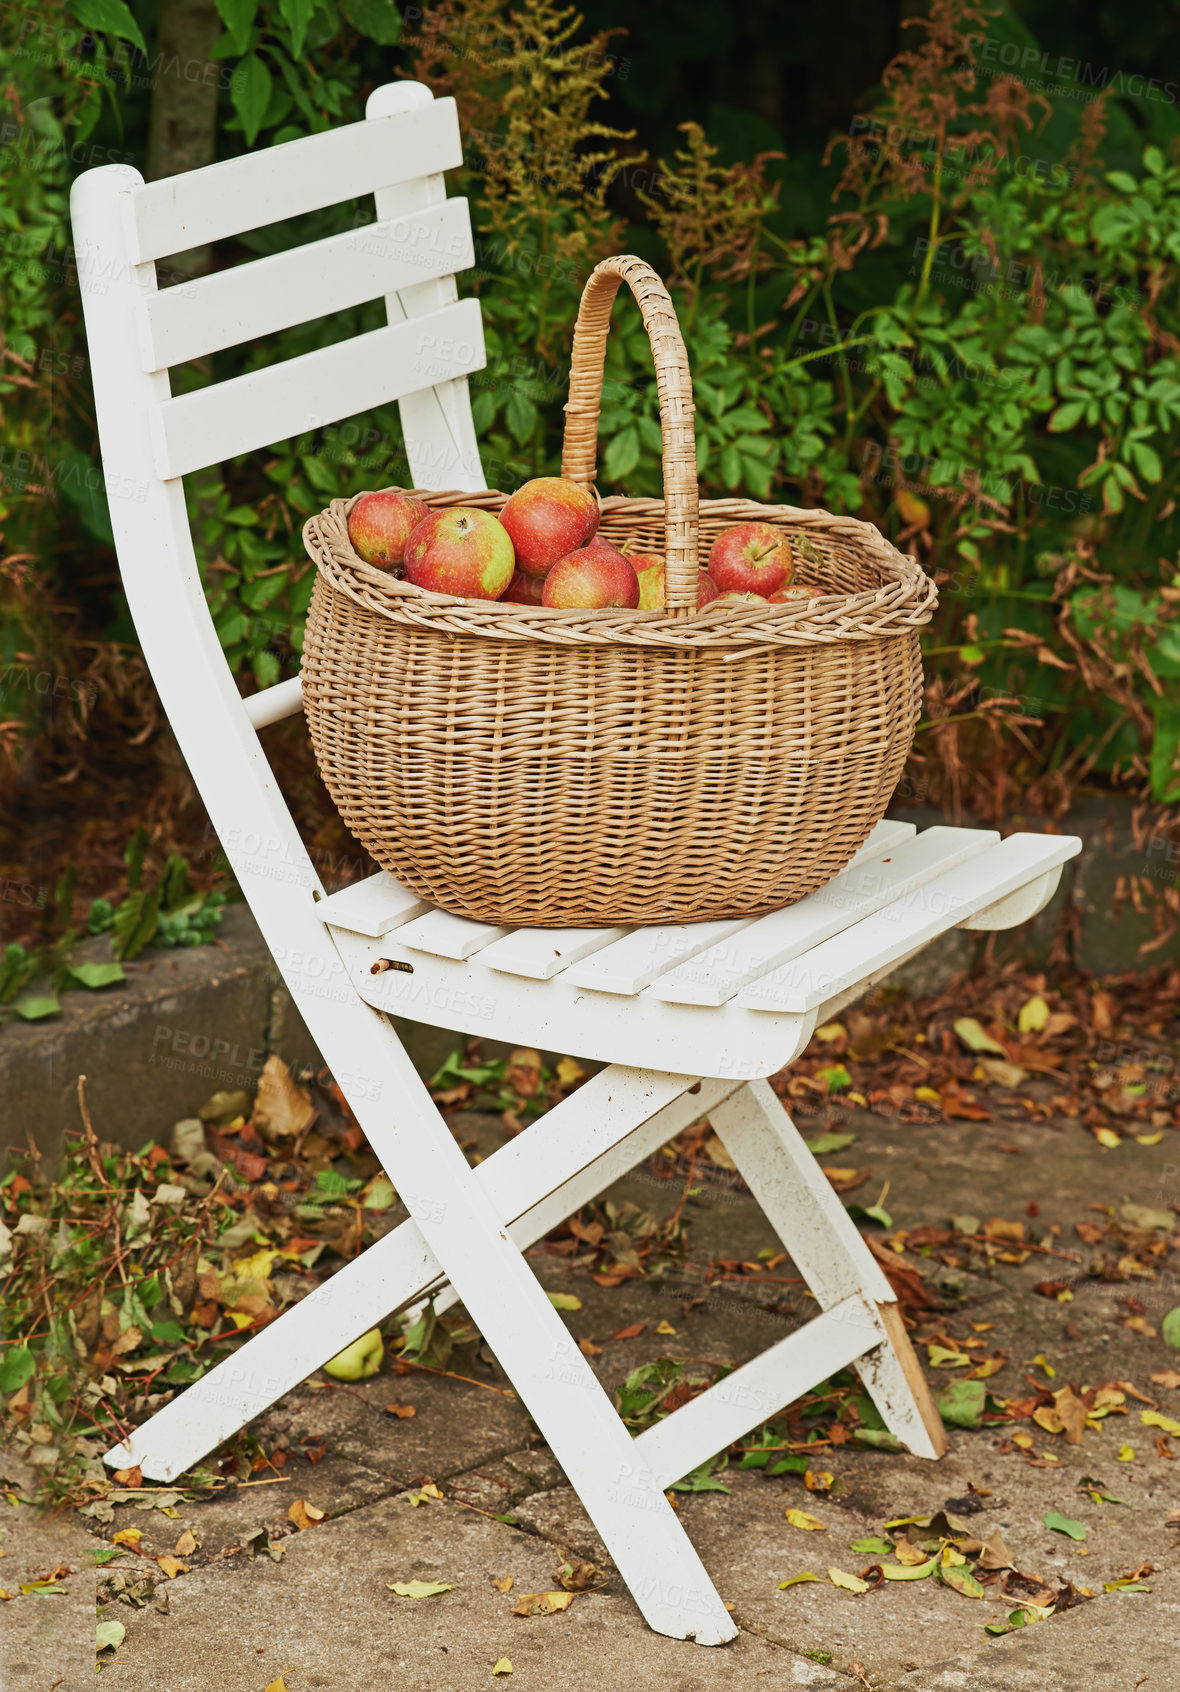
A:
[403,507,515,600]
[500,568,547,606]
[347,490,429,570]
[707,522,794,597]
[713,591,765,606]
[768,584,826,603]
[541,536,639,609]
[500,477,599,578]
[625,549,665,610]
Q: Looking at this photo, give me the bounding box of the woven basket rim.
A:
[302,489,937,650]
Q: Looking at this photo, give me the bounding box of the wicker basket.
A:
[301,255,936,927]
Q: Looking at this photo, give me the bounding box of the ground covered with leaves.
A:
[2,960,1180,1679]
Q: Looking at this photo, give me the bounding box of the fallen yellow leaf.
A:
[112,1529,141,1547]
[804,1469,833,1492]
[1142,1409,1180,1437]
[174,1529,197,1556]
[828,1566,870,1594]
[288,1498,326,1531]
[1018,994,1050,1033]
[155,1555,188,1579]
[511,1591,572,1616]
[493,1574,514,1594]
[263,1677,291,1692]
[1095,1128,1121,1149]
[656,1320,677,1336]
[492,1659,513,1677]
[1118,1444,1135,1461]
[785,1509,826,1531]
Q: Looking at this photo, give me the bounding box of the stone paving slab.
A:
[98,1491,795,1692]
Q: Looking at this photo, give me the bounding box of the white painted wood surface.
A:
[313,872,430,937]
[367,81,486,494]
[243,675,304,728]
[140,199,474,369]
[736,833,1081,1014]
[127,100,463,261]
[150,298,485,478]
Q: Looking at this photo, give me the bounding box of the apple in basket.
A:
[403,507,515,600]
[712,591,765,606]
[500,476,599,578]
[708,522,794,597]
[347,490,428,569]
[626,549,665,610]
[768,584,826,603]
[500,568,547,606]
[632,555,723,611]
[541,535,640,609]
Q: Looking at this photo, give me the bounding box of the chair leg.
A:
[107,1050,740,1642]
[708,1080,947,1459]
[108,1066,738,1484]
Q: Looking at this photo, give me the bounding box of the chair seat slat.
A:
[647,825,993,1006]
[141,200,473,370]
[738,833,1082,1014]
[151,298,484,478]
[130,101,463,262]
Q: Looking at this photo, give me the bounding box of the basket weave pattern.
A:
[301,258,936,926]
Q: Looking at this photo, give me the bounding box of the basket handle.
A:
[561,256,698,616]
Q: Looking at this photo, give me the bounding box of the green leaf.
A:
[850,1536,894,1555]
[1150,699,1180,804]
[12,993,61,1021]
[67,961,126,990]
[1162,1307,1180,1349]
[1105,171,1139,193]
[804,1132,857,1155]
[504,390,538,446]
[340,0,403,43]
[767,1453,810,1474]
[124,826,148,891]
[0,1344,36,1394]
[277,0,314,54]
[55,449,115,545]
[68,0,147,53]
[936,1378,986,1430]
[1043,1510,1087,1540]
[86,1546,124,1565]
[816,1064,851,1093]
[604,426,640,482]
[939,1562,985,1599]
[387,1580,453,1598]
[253,648,281,689]
[231,53,272,146]
[1143,146,1166,177]
[0,943,36,1003]
[111,890,159,961]
[777,1571,820,1589]
[96,1618,126,1652]
[546,1293,582,1311]
[215,0,258,54]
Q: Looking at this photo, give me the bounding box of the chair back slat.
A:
[150,297,484,478]
[141,199,474,371]
[128,99,463,262]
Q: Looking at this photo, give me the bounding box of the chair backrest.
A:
[68,82,487,947]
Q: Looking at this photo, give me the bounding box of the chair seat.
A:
[318,822,1080,1078]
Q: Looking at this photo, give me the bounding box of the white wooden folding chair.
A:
[71,83,1081,1645]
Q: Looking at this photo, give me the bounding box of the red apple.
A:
[501,568,547,606]
[697,570,720,609]
[500,476,599,579]
[347,490,429,570]
[403,507,515,600]
[708,522,794,597]
[768,583,826,604]
[542,537,640,609]
[713,591,765,606]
